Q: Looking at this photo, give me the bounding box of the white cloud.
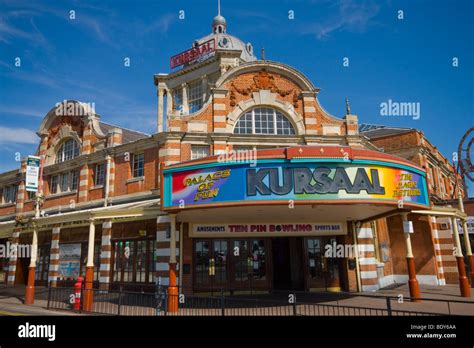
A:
[0,127,38,144]
[302,0,381,39]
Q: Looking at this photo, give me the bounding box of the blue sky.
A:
[0,0,473,193]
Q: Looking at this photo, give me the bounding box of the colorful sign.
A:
[25,156,40,192]
[170,39,216,69]
[163,160,429,209]
[190,222,346,237]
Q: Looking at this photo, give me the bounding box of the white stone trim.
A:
[360,271,378,279]
[213,104,226,110]
[361,284,379,292]
[213,115,226,123]
[357,244,374,252]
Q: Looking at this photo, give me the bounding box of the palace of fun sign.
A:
[162,160,430,210]
[170,39,216,69]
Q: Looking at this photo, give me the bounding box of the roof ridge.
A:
[99,121,150,136]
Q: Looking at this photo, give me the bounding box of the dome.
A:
[212,14,227,28]
[197,32,256,62]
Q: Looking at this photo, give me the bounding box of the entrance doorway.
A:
[271,237,304,290]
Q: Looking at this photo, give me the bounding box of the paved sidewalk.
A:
[0,283,473,316]
[0,285,80,316]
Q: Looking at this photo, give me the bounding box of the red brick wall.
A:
[387,214,436,276]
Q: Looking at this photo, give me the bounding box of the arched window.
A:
[55,139,80,163]
[234,108,295,135]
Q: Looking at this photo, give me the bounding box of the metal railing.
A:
[46,283,474,316]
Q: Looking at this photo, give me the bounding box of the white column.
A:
[169,214,177,264]
[402,214,414,257]
[202,75,208,102]
[29,227,38,268]
[87,219,95,267]
[166,89,173,123]
[181,83,189,115]
[157,88,164,133]
[451,217,463,257]
[458,196,473,256]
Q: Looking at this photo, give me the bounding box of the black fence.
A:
[46,283,474,316]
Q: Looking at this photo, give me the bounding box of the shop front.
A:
[190,223,347,292]
[161,146,430,293]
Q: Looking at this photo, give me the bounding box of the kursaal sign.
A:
[163,160,430,209]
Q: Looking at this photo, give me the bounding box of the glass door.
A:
[306,237,340,290]
[194,239,229,291]
[194,240,211,288]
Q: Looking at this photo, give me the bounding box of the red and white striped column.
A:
[429,216,447,285]
[99,220,113,290]
[356,223,379,292]
[155,215,179,286]
[47,226,61,287]
[7,229,20,285]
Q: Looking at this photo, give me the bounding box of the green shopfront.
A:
[161,146,430,293]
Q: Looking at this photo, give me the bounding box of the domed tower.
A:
[154,1,257,133]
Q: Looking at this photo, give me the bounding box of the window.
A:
[50,175,59,194]
[2,186,17,204]
[56,139,80,163]
[70,171,79,191]
[35,245,50,282]
[49,171,78,195]
[27,191,36,201]
[234,108,295,135]
[174,89,183,112]
[191,145,210,160]
[94,163,106,186]
[188,80,203,113]
[113,239,155,284]
[132,154,144,178]
[428,165,435,189]
[60,173,69,192]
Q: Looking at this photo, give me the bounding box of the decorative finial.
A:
[212,0,227,33]
[261,47,265,61]
[345,97,351,115]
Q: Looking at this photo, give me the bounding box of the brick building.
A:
[0,8,472,301]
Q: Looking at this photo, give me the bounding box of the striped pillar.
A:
[159,139,181,167]
[433,217,458,284]
[99,220,113,290]
[107,159,115,198]
[47,227,61,287]
[213,88,228,133]
[156,215,179,286]
[356,223,379,292]
[429,216,447,285]
[16,160,27,212]
[302,92,318,135]
[78,164,90,203]
[7,229,20,285]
